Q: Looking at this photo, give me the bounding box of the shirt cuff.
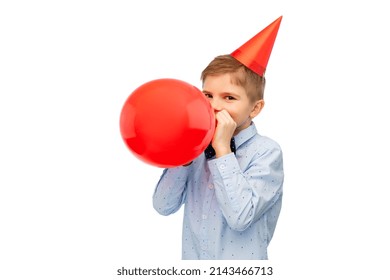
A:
[207,152,241,179]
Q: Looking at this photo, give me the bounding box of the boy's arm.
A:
[153,166,189,216]
[208,144,283,231]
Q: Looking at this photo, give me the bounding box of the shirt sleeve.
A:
[153,166,189,216]
[208,145,284,231]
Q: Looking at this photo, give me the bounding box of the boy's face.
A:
[203,73,264,135]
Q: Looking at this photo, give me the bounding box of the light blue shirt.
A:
[153,123,284,260]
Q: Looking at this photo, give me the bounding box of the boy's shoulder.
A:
[256,133,281,146]
[251,133,282,152]
[235,123,282,152]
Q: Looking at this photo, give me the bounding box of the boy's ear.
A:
[250,99,265,118]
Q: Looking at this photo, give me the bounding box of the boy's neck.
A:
[234,118,252,136]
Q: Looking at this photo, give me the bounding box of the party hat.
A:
[231,16,282,77]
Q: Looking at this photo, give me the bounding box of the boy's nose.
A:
[210,99,222,112]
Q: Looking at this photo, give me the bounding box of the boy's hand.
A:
[212,110,237,158]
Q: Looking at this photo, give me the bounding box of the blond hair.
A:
[201,55,265,102]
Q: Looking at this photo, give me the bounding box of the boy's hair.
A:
[201,54,266,102]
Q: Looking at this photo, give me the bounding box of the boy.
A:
[153,17,284,260]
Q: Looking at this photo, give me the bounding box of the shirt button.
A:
[208,184,214,189]
[220,163,226,170]
[201,245,208,251]
[202,214,207,220]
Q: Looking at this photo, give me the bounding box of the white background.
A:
[1,0,389,279]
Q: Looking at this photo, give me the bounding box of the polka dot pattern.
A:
[153,123,284,260]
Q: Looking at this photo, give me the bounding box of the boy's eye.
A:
[204,93,212,98]
[225,96,236,100]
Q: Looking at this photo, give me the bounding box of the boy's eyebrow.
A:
[224,92,240,97]
[202,90,239,97]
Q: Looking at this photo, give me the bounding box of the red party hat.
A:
[231,16,282,77]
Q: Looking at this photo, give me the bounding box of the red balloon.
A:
[120,78,215,168]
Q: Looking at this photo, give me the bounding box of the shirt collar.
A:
[233,122,257,149]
